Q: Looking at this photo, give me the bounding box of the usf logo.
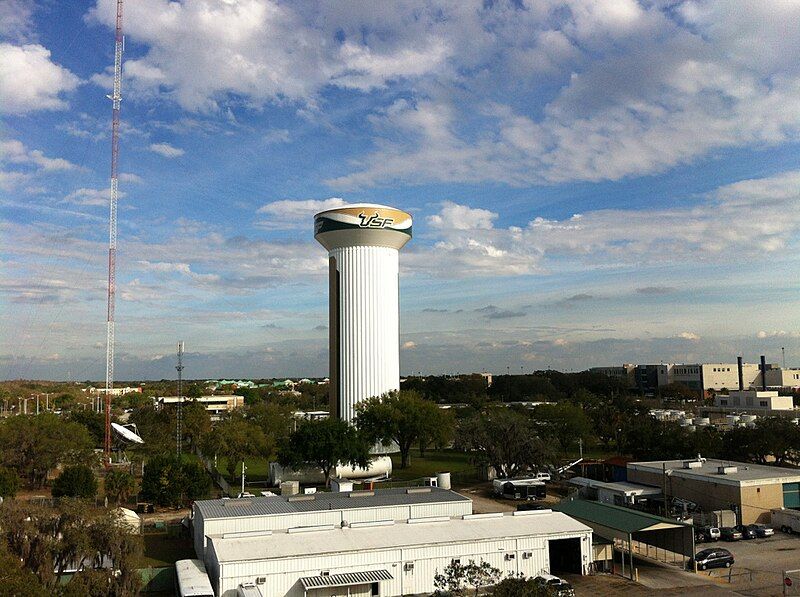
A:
[358,211,394,228]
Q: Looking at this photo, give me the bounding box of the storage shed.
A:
[192,487,472,558]
[205,510,593,597]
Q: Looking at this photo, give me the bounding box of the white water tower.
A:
[314,203,412,422]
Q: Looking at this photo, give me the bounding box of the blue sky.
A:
[2,0,800,380]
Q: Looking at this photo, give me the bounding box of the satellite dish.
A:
[111,422,144,444]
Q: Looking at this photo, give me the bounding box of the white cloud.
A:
[256,198,345,229]
[427,201,497,231]
[2,139,79,171]
[0,0,36,42]
[0,43,80,114]
[407,168,800,278]
[263,129,290,144]
[87,0,452,112]
[148,142,185,157]
[401,341,417,350]
[756,330,799,339]
[678,332,701,341]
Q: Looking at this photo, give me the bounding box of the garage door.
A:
[784,483,800,509]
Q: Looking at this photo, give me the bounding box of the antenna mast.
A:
[104,0,124,467]
[176,341,184,456]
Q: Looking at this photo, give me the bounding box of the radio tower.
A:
[176,341,184,457]
[104,0,125,467]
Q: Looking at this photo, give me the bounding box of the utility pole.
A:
[104,0,125,468]
[782,347,786,369]
[240,461,247,497]
[176,341,184,457]
[662,462,669,517]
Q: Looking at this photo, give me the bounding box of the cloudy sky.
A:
[2,0,800,380]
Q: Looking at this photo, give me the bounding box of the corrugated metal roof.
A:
[209,510,591,562]
[300,569,393,589]
[195,487,470,520]
[553,498,690,533]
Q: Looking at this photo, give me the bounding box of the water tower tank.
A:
[314,204,412,422]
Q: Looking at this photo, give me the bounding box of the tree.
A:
[104,470,136,505]
[140,455,211,507]
[491,576,548,597]
[356,391,454,468]
[0,498,142,595]
[533,402,593,453]
[278,418,371,487]
[186,384,203,398]
[0,543,48,597]
[202,411,270,480]
[433,559,501,596]
[180,400,212,453]
[52,465,98,499]
[66,410,106,447]
[0,466,20,498]
[0,413,94,488]
[456,408,553,478]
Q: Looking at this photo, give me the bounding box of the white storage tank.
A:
[695,417,711,426]
[741,414,757,423]
[436,472,451,490]
[270,455,393,486]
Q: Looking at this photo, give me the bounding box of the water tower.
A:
[314,204,412,422]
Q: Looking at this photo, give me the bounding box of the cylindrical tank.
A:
[436,472,452,490]
[695,417,710,426]
[741,414,757,423]
[314,204,412,422]
[269,456,393,486]
[680,418,693,426]
[726,415,740,425]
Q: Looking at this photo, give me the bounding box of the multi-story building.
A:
[157,395,244,420]
[713,390,795,413]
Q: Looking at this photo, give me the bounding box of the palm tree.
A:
[104,469,136,505]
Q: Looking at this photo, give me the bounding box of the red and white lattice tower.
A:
[104,0,124,467]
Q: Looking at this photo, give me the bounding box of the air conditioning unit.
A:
[404,562,415,572]
[504,553,515,561]
[522,552,533,559]
[255,577,266,584]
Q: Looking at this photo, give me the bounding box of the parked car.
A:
[691,548,734,571]
[747,524,774,538]
[695,526,721,542]
[534,574,575,597]
[720,527,742,541]
[532,472,551,482]
[735,525,756,540]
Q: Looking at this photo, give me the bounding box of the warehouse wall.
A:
[214,531,590,597]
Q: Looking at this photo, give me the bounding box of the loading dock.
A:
[548,537,582,574]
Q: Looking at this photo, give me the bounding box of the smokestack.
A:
[737,356,744,391]
[760,355,767,391]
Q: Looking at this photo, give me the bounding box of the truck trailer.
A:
[771,508,800,534]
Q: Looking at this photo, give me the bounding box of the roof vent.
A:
[683,461,703,469]
[718,466,738,475]
[349,491,374,498]
[406,487,431,494]
[223,499,253,507]
[288,495,316,502]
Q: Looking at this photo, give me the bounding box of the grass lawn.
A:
[136,533,195,568]
[389,449,478,483]
[215,455,272,483]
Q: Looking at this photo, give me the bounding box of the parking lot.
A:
[696,531,800,595]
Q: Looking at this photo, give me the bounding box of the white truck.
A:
[771,508,800,534]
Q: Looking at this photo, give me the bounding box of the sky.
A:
[2,0,800,381]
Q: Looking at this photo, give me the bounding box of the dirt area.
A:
[565,572,737,596]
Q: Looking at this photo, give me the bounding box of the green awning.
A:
[553,499,690,534]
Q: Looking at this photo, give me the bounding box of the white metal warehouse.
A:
[205,510,593,597]
[192,487,472,558]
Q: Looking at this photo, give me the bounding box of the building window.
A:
[371,582,379,596]
[720,399,728,406]
[760,401,768,407]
